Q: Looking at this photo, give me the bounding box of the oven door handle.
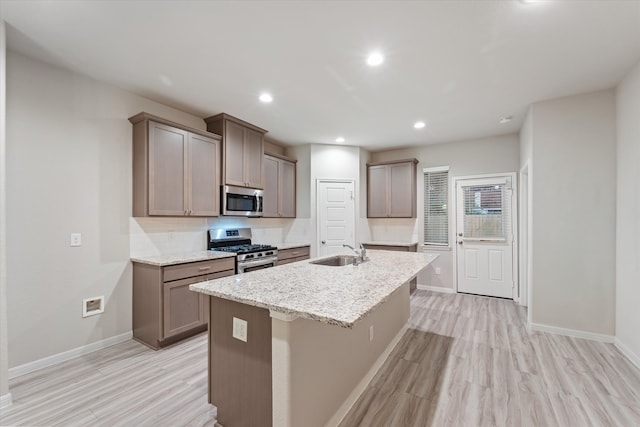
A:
[239,256,278,269]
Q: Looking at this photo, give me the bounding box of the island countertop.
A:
[190,250,438,328]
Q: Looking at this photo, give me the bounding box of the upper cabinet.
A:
[367,159,418,218]
[204,113,267,189]
[263,153,296,218]
[130,113,221,217]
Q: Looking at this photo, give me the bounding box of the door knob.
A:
[458,232,463,237]
[321,240,326,244]
[458,240,463,245]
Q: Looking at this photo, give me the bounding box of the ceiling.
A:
[2,0,640,151]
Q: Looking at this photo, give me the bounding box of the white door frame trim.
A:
[452,172,518,299]
[519,162,531,308]
[315,178,356,256]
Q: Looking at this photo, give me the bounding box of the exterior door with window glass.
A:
[456,176,515,298]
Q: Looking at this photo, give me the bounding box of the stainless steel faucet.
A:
[343,243,368,264]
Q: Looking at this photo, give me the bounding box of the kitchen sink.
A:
[310,255,359,266]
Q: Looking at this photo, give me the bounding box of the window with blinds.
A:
[423,167,449,246]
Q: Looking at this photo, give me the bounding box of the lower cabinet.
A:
[133,257,235,349]
[362,243,419,294]
[277,246,310,265]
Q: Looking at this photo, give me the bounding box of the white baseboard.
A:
[417,284,456,294]
[8,331,132,380]
[328,324,408,427]
[529,322,614,343]
[614,338,640,370]
[0,392,12,410]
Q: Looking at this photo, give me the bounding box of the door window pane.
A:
[463,185,505,239]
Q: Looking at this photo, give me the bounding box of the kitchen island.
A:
[190,249,438,427]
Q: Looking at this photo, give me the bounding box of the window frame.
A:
[423,166,450,248]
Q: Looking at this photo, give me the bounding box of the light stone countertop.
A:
[191,250,439,328]
[130,250,235,267]
[277,242,311,250]
[361,241,419,247]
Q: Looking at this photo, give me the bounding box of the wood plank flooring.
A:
[1,290,639,426]
[339,290,640,427]
[0,334,218,426]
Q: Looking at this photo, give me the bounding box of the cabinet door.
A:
[280,159,296,218]
[148,122,188,215]
[163,276,205,339]
[263,155,279,217]
[224,121,246,187]
[189,133,219,216]
[367,165,389,217]
[389,162,414,217]
[245,128,264,188]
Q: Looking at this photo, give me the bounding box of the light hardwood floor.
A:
[339,290,640,427]
[1,290,639,426]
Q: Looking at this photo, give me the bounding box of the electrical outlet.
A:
[369,325,374,342]
[82,296,104,317]
[232,317,248,342]
[435,267,441,275]
[70,233,82,247]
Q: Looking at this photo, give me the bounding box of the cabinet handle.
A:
[184,210,188,215]
[198,266,212,271]
[292,252,299,256]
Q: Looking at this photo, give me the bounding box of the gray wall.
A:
[529,89,617,335]
[0,18,10,405]
[370,134,520,290]
[616,61,640,359]
[5,51,209,368]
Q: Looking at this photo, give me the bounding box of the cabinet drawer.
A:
[163,257,235,282]
[277,246,310,261]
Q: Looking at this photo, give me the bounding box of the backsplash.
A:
[367,218,419,243]
[130,217,312,257]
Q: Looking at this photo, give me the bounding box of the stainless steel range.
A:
[207,228,278,273]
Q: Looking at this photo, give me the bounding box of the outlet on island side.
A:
[233,317,248,342]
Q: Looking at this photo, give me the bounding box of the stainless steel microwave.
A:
[221,185,263,217]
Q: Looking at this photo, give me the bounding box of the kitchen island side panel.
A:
[209,296,272,427]
[272,283,410,427]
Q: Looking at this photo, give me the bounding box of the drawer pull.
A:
[292,252,299,256]
[198,266,212,271]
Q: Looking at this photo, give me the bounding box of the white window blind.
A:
[424,167,449,246]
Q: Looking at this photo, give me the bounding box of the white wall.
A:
[0,18,11,407]
[370,134,520,290]
[615,60,640,363]
[307,144,369,258]
[4,51,216,368]
[529,89,616,336]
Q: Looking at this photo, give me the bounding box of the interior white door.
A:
[317,180,355,257]
[456,176,515,298]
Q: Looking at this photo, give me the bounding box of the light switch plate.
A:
[435,267,441,275]
[70,233,82,247]
[232,317,248,342]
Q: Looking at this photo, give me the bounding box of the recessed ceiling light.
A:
[414,121,426,129]
[259,93,273,103]
[366,51,384,67]
[335,137,345,143]
[499,116,513,124]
